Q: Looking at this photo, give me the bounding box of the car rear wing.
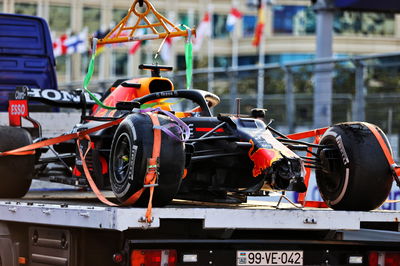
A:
[8,86,102,128]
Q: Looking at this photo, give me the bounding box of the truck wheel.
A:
[0,126,34,198]
[109,113,185,206]
[316,122,393,211]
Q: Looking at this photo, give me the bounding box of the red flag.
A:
[193,12,211,51]
[53,34,68,57]
[252,2,266,47]
[129,29,145,55]
[129,41,141,54]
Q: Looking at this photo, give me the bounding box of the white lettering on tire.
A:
[336,135,350,166]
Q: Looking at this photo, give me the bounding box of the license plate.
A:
[237,250,303,265]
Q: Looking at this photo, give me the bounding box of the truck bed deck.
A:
[1,191,399,232]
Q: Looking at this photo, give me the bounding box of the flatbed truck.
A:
[0,191,399,266]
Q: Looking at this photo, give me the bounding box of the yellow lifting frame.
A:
[97,0,195,45]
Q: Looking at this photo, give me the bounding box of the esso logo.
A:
[10,104,26,116]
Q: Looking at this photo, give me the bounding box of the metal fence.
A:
[59,52,400,159]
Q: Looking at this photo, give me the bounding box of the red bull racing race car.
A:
[1,64,399,212]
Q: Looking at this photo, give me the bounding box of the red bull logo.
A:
[248,139,281,177]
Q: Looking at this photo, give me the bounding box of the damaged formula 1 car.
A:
[1,0,399,212]
[1,63,399,211]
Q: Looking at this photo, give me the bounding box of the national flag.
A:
[226,8,242,33]
[252,1,266,47]
[93,28,109,56]
[95,44,106,56]
[94,28,109,40]
[93,27,131,55]
[65,27,88,54]
[112,30,130,48]
[128,29,146,55]
[193,12,211,51]
[160,37,173,63]
[53,33,68,57]
[129,40,142,54]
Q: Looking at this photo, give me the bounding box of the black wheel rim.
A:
[317,139,346,198]
[113,133,132,184]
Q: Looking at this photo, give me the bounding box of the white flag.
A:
[160,37,173,63]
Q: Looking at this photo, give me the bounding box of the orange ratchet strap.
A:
[77,112,161,224]
[0,113,161,223]
[0,118,124,157]
[363,123,400,205]
[77,135,118,207]
[122,112,161,223]
[363,122,400,179]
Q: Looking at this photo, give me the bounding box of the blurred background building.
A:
[1,0,399,82]
[1,0,400,155]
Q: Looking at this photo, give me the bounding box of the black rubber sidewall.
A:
[109,113,185,206]
[316,123,393,211]
[0,126,34,198]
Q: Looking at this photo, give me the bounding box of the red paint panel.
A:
[8,99,28,126]
[249,148,280,177]
[195,128,224,132]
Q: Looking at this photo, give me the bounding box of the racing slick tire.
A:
[316,122,393,211]
[0,126,34,198]
[109,113,185,206]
